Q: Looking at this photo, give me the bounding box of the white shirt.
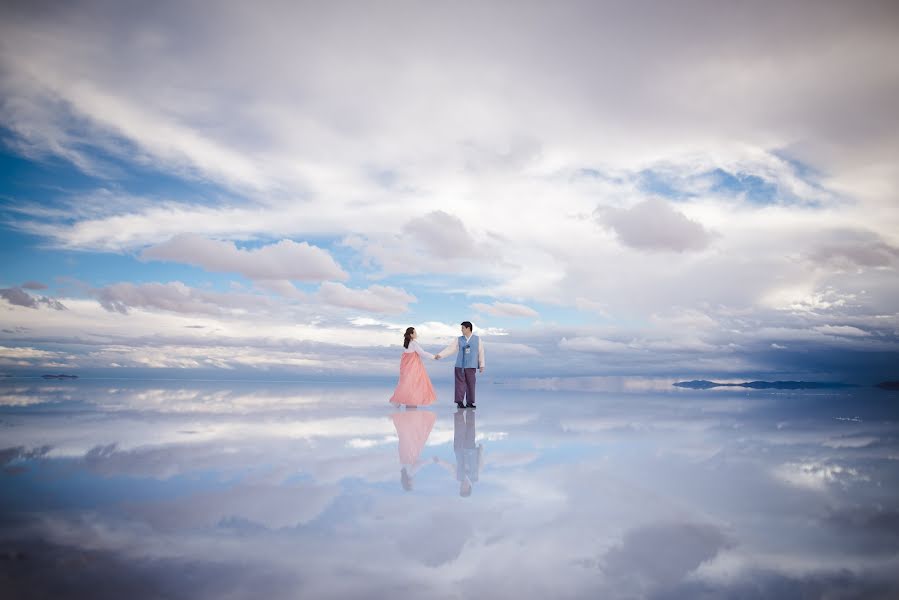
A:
[436,335,485,368]
[404,340,435,360]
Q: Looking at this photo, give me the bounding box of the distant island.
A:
[674,380,858,390]
[876,381,899,390]
[41,374,79,379]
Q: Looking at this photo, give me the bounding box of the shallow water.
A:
[2,378,898,599]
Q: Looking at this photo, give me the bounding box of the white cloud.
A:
[0,287,66,310]
[813,325,870,337]
[559,337,634,353]
[0,1,897,379]
[810,229,899,269]
[94,281,271,316]
[142,234,348,282]
[402,211,479,259]
[772,461,868,491]
[471,301,538,318]
[317,282,417,314]
[595,198,714,253]
[342,210,503,277]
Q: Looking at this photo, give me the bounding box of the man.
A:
[435,321,485,409]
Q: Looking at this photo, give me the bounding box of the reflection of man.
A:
[435,321,485,409]
[435,407,483,497]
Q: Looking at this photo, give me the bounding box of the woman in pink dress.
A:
[389,327,437,406]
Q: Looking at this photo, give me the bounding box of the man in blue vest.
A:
[435,321,485,409]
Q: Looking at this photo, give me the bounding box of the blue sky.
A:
[1,0,898,382]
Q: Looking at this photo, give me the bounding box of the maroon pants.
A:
[454,367,477,406]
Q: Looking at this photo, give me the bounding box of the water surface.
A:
[2,379,898,598]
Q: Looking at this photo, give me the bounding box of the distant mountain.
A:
[674,380,857,390]
[41,374,79,379]
[876,381,899,390]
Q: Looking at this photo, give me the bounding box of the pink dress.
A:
[392,410,437,465]
[389,341,437,406]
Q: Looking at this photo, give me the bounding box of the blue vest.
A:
[455,335,479,369]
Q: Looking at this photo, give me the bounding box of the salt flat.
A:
[2,379,898,598]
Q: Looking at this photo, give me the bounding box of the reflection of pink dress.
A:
[392,410,437,465]
[389,344,437,406]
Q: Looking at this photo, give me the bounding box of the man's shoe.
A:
[465,404,476,409]
[455,402,465,409]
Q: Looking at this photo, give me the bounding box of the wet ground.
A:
[2,378,898,599]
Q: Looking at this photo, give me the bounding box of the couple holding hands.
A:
[389,321,485,409]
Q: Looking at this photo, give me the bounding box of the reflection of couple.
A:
[389,321,486,409]
[391,406,483,496]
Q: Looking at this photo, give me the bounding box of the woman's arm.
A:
[411,340,434,360]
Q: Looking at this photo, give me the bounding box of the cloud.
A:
[559,336,633,353]
[141,234,348,282]
[0,1,898,380]
[317,282,416,314]
[471,301,538,318]
[595,198,714,253]
[813,325,870,337]
[0,287,66,310]
[809,229,899,269]
[22,281,47,290]
[343,210,502,277]
[602,522,732,588]
[0,287,38,308]
[772,461,868,491]
[402,211,479,259]
[94,281,271,315]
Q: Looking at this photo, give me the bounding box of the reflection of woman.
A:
[389,327,437,406]
[392,409,437,491]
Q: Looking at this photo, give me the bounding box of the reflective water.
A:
[2,379,898,598]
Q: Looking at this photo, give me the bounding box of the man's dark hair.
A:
[461,321,473,331]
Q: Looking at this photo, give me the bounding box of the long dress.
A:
[389,340,437,406]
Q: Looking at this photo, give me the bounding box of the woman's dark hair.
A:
[403,327,415,349]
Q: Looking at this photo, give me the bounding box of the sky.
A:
[1,0,898,382]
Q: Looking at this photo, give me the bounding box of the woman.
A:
[389,327,437,406]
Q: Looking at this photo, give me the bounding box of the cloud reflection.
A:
[1,380,898,598]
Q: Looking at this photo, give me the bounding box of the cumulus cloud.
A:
[809,229,899,269]
[0,287,66,310]
[0,287,38,308]
[595,198,714,253]
[317,282,416,314]
[344,210,502,277]
[141,234,348,282]
[402,211,479,259]
[471,301,538,318]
